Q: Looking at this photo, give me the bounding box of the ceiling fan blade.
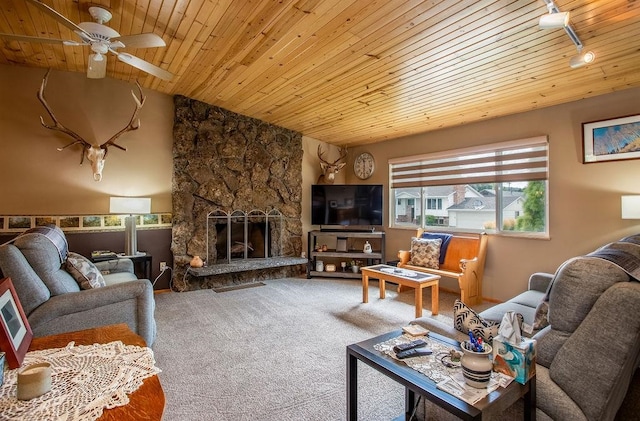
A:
[112,51,173,81]
[25,0,94,41]
[112,33,166,49]
[0,33,82,45]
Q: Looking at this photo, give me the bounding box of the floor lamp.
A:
[110,197,151,256]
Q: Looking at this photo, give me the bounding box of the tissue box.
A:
[492,337,536,385]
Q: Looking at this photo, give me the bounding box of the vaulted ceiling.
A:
[1,0,639,147]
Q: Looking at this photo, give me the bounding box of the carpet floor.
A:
[152,276,495,421]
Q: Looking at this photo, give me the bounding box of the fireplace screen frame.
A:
[205,208,286,265]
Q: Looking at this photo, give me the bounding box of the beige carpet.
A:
[152,276,495,420]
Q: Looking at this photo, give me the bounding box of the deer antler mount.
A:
[316,145,347,184]
[37,69,146,181]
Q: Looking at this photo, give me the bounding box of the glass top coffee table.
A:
[346,330,535,421]
[361,264,440,317]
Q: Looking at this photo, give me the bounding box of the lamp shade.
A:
[109,197,151,214]
[621,195,640,219]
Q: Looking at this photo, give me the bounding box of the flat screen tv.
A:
[311,184,383,228]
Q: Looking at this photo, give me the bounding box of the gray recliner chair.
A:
[0,226,156,346]
[413,236,640,420]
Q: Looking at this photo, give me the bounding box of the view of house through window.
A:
[392,181,547,234]
[389,137,549,236]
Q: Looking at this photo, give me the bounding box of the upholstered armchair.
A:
[0,226,156,346]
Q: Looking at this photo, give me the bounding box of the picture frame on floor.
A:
[583,114,640,163]
[0,277,33,369]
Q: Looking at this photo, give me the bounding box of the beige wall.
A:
[3,64,640,302]
[0,65,173,214]
[345,87,640,301]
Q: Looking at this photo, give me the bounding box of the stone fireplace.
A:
[171,96,304,291]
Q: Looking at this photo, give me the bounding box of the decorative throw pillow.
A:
[409,237,441,269]
[65,252,106,290]
[533,300,550,331]
[453,299,500,343]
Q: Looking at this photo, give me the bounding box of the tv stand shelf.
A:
[307,230,385,279]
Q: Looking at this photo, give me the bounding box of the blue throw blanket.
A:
[420,232,453,264]
[587,248,640,281]
[620,234,640,246]
[3,225,69,263]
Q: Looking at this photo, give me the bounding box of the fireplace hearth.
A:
[171,96,304,291]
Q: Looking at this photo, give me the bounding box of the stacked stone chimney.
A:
[171,95,303,291]
[453,185,467,205]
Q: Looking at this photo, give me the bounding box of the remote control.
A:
[393,339,427,354]
[396,347,433,359]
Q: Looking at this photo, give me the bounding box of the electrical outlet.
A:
[160,262,167,272]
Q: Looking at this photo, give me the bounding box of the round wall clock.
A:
[354,152,375,179]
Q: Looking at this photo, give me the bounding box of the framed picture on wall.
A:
[0,277,33,369]
[583,114,640,163]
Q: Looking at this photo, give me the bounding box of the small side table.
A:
[119,253,152,280]
[29,324,165,420]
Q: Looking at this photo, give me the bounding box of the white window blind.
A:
[389,136,548,189]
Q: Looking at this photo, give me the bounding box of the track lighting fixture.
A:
[539,11,570,29]
[569,50,595,68]
[538,0,595,68]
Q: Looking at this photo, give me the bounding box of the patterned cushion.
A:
[409,237,441,269]
[453,299,500,343]
[65,252,106,290]
[533,300,550,331]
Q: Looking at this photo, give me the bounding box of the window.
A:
[389,137,548,236]
[427,198,442,210]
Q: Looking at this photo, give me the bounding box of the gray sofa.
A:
[412,235,640,420]
[411,271,552,342]
[0,226,156,346]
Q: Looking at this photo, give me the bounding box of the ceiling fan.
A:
[0,0,173,80]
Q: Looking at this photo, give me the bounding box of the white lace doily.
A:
[0,341,161,421]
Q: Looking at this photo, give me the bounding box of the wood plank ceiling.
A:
[1,0,639,147]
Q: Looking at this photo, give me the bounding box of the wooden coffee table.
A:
[361,264,440,317]
[28,324,165,420]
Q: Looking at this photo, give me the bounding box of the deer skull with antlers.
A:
[37,69,146,181]
[316,145,347,184]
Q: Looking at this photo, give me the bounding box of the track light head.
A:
[539,12,570,29]
[569,51,595,68]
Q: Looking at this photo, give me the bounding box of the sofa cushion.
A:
[453,299,499,343]
[535,365,587,421]
[535,256,630,369]
[548,257,629,334]
[550,282,640,421]
[104,271,138,285]
[410,237,441,269]
[479,297,539,329]
[14,233,80,295]
[0,243,51,315]
[65,252,106,290]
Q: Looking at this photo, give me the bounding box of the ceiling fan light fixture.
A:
[569,50,595,68]
[539,11,570,29]
[88,53,107,78]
